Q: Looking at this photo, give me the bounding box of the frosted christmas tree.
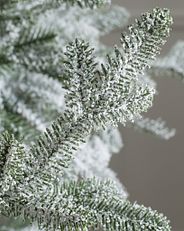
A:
[0,0,181,230]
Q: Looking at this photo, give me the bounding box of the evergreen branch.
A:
[93,8,172,126]
[0,132,13,179]
[9,116,92,195]
[66,0,111,8]
[0,7,173,231]
[0,0,110,30]
[0,65,10,79]
[0,54,11,66]
[3,70,65,122]
[0,89,41,142]
[0,0,12,10]
[21,7,173,192]
[0,65,13,77]
[14,47,63,78]
[133,117,176,140]
[0,119,92,217]
[28,116,91,180]
[63,8,172,127]
[0,133,28,194]
[0,107,40,143]
[14,24,56,49]
[63,39,154,126]
[5,179,171,231]
[1,0,110,12]
[1,88,46,132]
[0,132,33,217]
[63,39,98,119]
[41,0,111,9]
[47,0,112,7]
[61,128,127,195]
[88,5,130,35]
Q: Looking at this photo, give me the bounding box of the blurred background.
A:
[103,1,184,231]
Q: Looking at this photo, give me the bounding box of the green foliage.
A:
[17,179,171,231]
[0,0,174,230]
[56,0,111,8]
[14,25,56,49]
[0,103,39,142]
[0,132,14,178]
[0,0,12,10]
[0,0,110,11]
[1,69,64,133]
[0,134,27,193]
[0,0,128,79]
[63,8,172,128]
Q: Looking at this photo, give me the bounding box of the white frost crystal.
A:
[134,117,176,140]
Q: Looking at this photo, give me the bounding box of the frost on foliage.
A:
[63,8,173,127]
[0,2,173,231]
[0,0,127,195]
[24,179,171,231]
[57,0,112,8]
[36,4,129,60]
[0,2,129,76]
[49,4,129,39]
[1,0,111,10]
[0,129,171,230]
[0,70,65,141]
[150,41,184,80]
[63,38,155,126]
[0,176,172,231]
[133,117,176,140]
[63,127,127,196]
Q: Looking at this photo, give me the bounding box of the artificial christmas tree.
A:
[0,0,179,230]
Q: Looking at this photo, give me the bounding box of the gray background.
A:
[103,1,184,231]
